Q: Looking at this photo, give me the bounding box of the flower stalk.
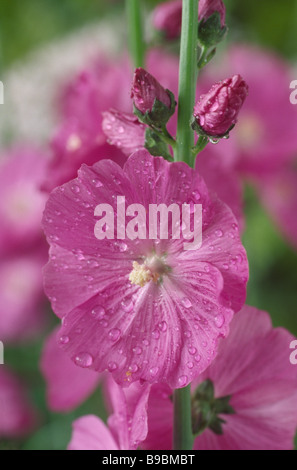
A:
[175,0,199,166]
[126,0,146,68]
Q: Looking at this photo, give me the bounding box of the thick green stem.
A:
[173,385,194,450]
[175,0,199,165]
[126,0,146,68]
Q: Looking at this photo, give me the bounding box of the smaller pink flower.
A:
[141,306,297,450]
[0,367,36,438]
[68,377,150,450]
[193,75,248,138]
[40,327,100,412]
[102,110,146,157]
[131,68,172,115]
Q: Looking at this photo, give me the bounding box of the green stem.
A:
[126,0,146,68]
[173,385,194,450]
[175,0,199,166]
[192,135,209,156]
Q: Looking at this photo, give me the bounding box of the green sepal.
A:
[198,12,228,48]
[144,128,173,161]
[191,115,235,141]
[134,90,176,129]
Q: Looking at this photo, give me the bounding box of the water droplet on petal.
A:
[150,367,159,377]
[158,321,167,332]
[188,346,197,355]
[108,361,118,371]
[187,361,194,369]
[74,352,93,368]
[152,329,160,340]
[121,299,134,313]
[215,314,225,328]
[178,375,188,387]
[181,297,192,309]
[133,346,143,355]
[109,328,121,342]
[195,354,201,363]
[91,305,106,320]
[59,335,69,345]
[215,229,223,238]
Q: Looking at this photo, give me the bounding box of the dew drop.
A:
[214,314,225,328]
[121,299,134,313]
[59,335,69,345]
[187,361,194,369]
[178,375,188,387]
[195,354,201,363]
[215,229,223,238]
[188,346,197,355]
[91,305,106,320]
[71,184,80,194]
[108,361,118,371]
[133,346,143,355]
[152,329,160,340]
[158,321,167,332]
[109,328,121,342]
[150,367,159,377]
[181,297,192,309]
[74,352,93,368]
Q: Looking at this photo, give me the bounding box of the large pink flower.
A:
[0,367,36,438]
[68,377,150,450]
[43,149,248,388]
[141,306,297,450]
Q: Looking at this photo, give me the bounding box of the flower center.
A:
[129,254,170,287]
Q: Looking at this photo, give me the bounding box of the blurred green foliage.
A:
[0,0,297,451]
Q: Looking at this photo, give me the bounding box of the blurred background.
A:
[0,0,296,450]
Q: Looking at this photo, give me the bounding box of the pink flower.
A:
[141,306,297,450]
[40,327,100,412]
[193,75,249,138]
[102,110,146,156]
[256,167,297,249]
[0,249,47,343]
[46,57,132,189]
[152,0,183,40]
[0,147,48,257]
[0,367,36,438]
[152,0,226,40]
[131,68,172,115]
[43,149,248,388]
[68,377,150,450]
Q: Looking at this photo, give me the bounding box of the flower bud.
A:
[102,109,146,156]
[192,75,249,139]
[131,68,176,127]
[199,0,226,26]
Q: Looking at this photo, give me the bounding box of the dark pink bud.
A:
[199,0,226,26]
[193,75,249,138]
[131,68,172,115]
[152,0,182,40]
[102,109,146,156]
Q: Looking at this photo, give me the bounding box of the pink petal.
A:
[40,327,100,412]
[68,415,119,450]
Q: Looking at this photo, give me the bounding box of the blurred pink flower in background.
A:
[68,377,150,450]
[0,147,50,342]
[0,249,46,343]
[0,147,48,257]
[0,367,36,438]
[152,0,226,40]
[42,149,248,388]
[141,306,297,450]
